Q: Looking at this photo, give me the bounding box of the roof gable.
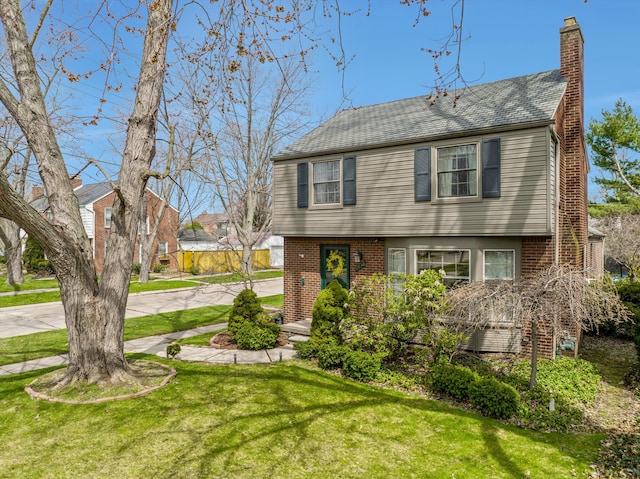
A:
[274,70,567,160]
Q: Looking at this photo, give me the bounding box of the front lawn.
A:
[0,271,283,308]
[0,359,603,478]
[0,275,59,292]
[0,295,283,367]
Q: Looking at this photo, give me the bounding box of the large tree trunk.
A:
[0,0,172,387]
[0,219,23,285]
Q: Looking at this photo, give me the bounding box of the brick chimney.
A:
[70,176,82,189]
[559,16,588,267]
[31,185,44,200]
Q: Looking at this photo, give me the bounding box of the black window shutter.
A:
[343,156,356,205]
[482,138,501,198]
[297,162,308,208]
[414,147,431,202]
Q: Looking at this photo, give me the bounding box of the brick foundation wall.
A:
[283,237,385,323]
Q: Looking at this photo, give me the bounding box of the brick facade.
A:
[283,237,385,323]
[93,190,179,273]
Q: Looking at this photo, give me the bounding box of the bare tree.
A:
[0,0,467,388]
[447,265,629,388]
[189,56,311,282]
[592,214,640,280]
[0,121,29,285]
[0,0,173,386]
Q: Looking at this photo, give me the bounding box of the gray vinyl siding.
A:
[273,127,553,237]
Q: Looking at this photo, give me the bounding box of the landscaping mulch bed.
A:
[208,331,289,350]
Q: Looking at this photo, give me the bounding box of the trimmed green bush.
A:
[132,262,142,274]
[317,343,348,370]
[310,280,348,345]
[22,236,52,274]
[342,351,381,382]
[228,289,267,337]
[469,378,520,419]
[152,263,166,273]
[234,322,280,350]
[293,340,318,360]
[431,364,479,401]
[189,266,200,275]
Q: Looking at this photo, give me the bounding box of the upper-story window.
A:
[415,139,499,203]
[437,144,477,198]
[298,156,356,208]
[104,207,112,228]
[313,160,341,205]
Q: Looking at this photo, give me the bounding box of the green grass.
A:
[0,275,59,292]
[0,271,282,308]
[196,269,283,284]
[0,359,604,478]
[0,305,229,367]
[0,290,62,307]
[0,296,281,367]
[176,330,225,346]
[257,294,284,308]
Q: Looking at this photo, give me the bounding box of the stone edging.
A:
[24,360,177,405]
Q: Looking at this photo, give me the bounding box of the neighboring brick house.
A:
[32,179,179,273]
[272,18,595,359]
[193,211,232,239]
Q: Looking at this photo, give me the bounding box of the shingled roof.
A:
[31,182,113,211]
[273,70,567,160]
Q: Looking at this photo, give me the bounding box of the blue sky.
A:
[300,0,640,201]
[54,0,639,205]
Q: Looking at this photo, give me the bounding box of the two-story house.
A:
[32,178,179,273]
[272,18,591,359]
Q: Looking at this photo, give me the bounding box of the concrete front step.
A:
[287,335,309,343]
[280,319,311,336]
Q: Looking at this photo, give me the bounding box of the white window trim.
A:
[435,143,479,199]
[310,158,342,208]
[414,248,471,284]
[104,207,112,228]
[387,248,407,275]
[158,241,168,256]
[482,249,516,281]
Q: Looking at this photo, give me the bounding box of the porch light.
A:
[354,250,363,264]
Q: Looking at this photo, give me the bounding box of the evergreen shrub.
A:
[317,343,348,370]
[342,351,381,382]
[234,322,280,350]
[431,363,479,401]
[310,280,348,345]
[469,378,520,419]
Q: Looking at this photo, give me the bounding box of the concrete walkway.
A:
[0,277,304,376]
[0,277,283,339]
[0,321,301,376]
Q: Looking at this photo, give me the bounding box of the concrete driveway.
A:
[0,278,283,339]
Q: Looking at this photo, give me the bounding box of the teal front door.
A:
[320,245,349,289]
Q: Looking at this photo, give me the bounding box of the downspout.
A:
[552,128,561,358]
[552,129,561,267]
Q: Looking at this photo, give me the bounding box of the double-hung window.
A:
[483,250,515,280]
[416,249,470,287]
[313,160,341,205]
[388,248,407,294]
[158,241,168,256]
[104,207,112,228]
[437,144,477,198]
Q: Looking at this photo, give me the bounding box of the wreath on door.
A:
[326,250,345,278]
